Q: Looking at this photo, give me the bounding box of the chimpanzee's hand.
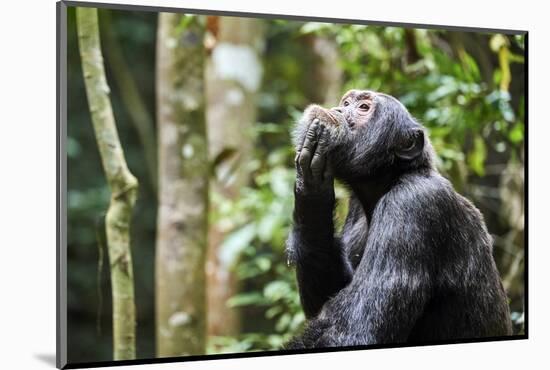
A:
[295,118,334,197]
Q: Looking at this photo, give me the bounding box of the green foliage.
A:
[327,26,525,193]
[208,124,303,350]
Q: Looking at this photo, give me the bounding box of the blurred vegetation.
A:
[66,7,525,362]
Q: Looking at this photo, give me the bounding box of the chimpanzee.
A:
[285,89,512,349]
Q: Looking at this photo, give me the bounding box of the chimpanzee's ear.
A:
[396,128,424,161]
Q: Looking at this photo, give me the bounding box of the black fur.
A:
[285,90,512,349]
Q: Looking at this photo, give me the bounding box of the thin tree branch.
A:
[76,7,138,361]
[100,10,158,194]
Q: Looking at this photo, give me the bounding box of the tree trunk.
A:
[155,13,208,357]
[204,16,264,340]
[76,7,138,361]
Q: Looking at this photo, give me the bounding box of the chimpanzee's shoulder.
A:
[386,170,457,209]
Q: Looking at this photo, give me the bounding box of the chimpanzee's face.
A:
[332,89,377,130]
[324,89,431,180]
[294,89,432,182]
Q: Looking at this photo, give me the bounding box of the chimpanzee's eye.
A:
[360,104,370,110]
[343,101,350,107]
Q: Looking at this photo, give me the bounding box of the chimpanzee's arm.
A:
[287,119,353,319]
[340,195,369,269]
[312,184,435,345]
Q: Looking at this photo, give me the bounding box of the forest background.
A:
[66,6,525,364]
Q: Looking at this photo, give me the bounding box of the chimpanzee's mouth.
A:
[325,109,349,130]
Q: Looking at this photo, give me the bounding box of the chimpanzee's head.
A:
[321,89,435,182]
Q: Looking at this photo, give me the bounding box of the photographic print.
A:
[57,1,527,368]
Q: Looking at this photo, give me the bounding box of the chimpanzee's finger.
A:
[298,121,319,178]
[297,118,320,152]
[311,125,328,180]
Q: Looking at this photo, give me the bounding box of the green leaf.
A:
[256,256,272,272]
[275,313,291,332]
[67,136,82,158]
[299,22,330,34]
[257,212,281,242]
[219,224,256,268]
[263,280,291,301]
[509,123,524,144]
[289,312,305,331]
[467,137,487,176]
[227,292,265,308]
[175,14,196,34]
